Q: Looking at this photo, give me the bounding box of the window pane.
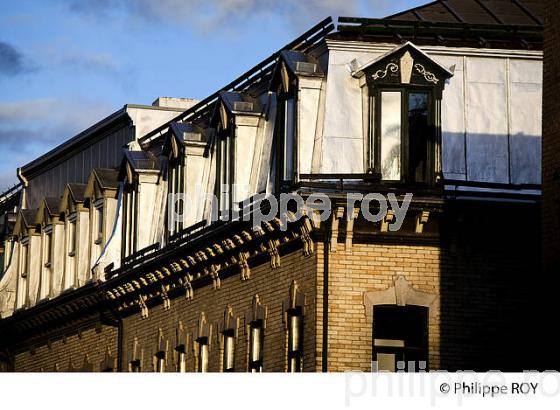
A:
[380,91,402,180]
[283,98,295,181]
[408,92,429,183]
[376,353,396,372]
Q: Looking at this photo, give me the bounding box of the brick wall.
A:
[121,247,318,372]
[14,325,118,372]
[543,0,560,273]
[323,202,539,372]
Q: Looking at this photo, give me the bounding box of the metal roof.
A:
[67,183,87,203]
[92,168,119,190]
[335,0,543,49]
[386,0,543,26]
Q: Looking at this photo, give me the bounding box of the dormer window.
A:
[68,215,77,257]
[43,226,52,268]
[276,62,297,187]
[216,110,234,217]
[353,42,453,185]
[376,89,433,182]
[94,201,104,245]
[16,238,29,308]
[40,225,53,300]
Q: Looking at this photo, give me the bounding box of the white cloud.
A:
[63,0,360,30]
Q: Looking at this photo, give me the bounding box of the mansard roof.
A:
[387,0,543,26]
[335,1,543,50]
[138,17,335,149]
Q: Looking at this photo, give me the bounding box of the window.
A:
[374,89,434,184]
[0,246,5,274]
[68,217,76,257]
[95,203,104,245]
[122,184,138,258]
[128,359,141,373]
[176,346,187,373]
[222,329,235,372]
[154,351,166,373]
[358,44,452,185]
[40,227,53,300]
[372,305,428,372]
[168,156,185,235]
[275,92,297,190]
[64,215,77,289]
[216,128,233,217]
[282,97,296,182]
[248,320,264,372]
[196,337,209,373]
[17,240,29,308]
[287,307,303,372]
[44,229,52,267]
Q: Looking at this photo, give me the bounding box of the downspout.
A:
[322,234,329,372]
[16,167,28,210]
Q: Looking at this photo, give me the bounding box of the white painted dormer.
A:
[12,209,40,308]
[162,122,211,234]
[35,197,65,300]
[84,169,119,280]
[59,183,88,289]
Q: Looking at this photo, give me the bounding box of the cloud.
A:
[49,49,121,75]
[0,98,114,166]
[61,0,360,30]
[0,41,36,77]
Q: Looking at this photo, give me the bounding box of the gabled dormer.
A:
[211,92,266,216]
[270,51,325,186]
[35,197,64,300]
[85,169,119,274]
[352,42,454,185]
[13,209,38,309]
[118,150,161,257]
[162,123,210,236]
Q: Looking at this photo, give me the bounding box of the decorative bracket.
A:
[380,210,395,233]
[138,294,149,319]
[415,211,430,234]
[268,239,281,269]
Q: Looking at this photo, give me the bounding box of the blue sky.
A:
[0,0,426,190]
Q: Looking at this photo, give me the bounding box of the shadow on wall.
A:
[437,199,545,371]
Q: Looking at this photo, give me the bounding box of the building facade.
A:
[0,0,549,372]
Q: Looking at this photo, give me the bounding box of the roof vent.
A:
[233,101,254,112]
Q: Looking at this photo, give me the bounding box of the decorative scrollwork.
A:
[372,62,399,80]
[414,63,439,84]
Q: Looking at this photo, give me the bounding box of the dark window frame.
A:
[370,84,437,186]
[371,304,429,372]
